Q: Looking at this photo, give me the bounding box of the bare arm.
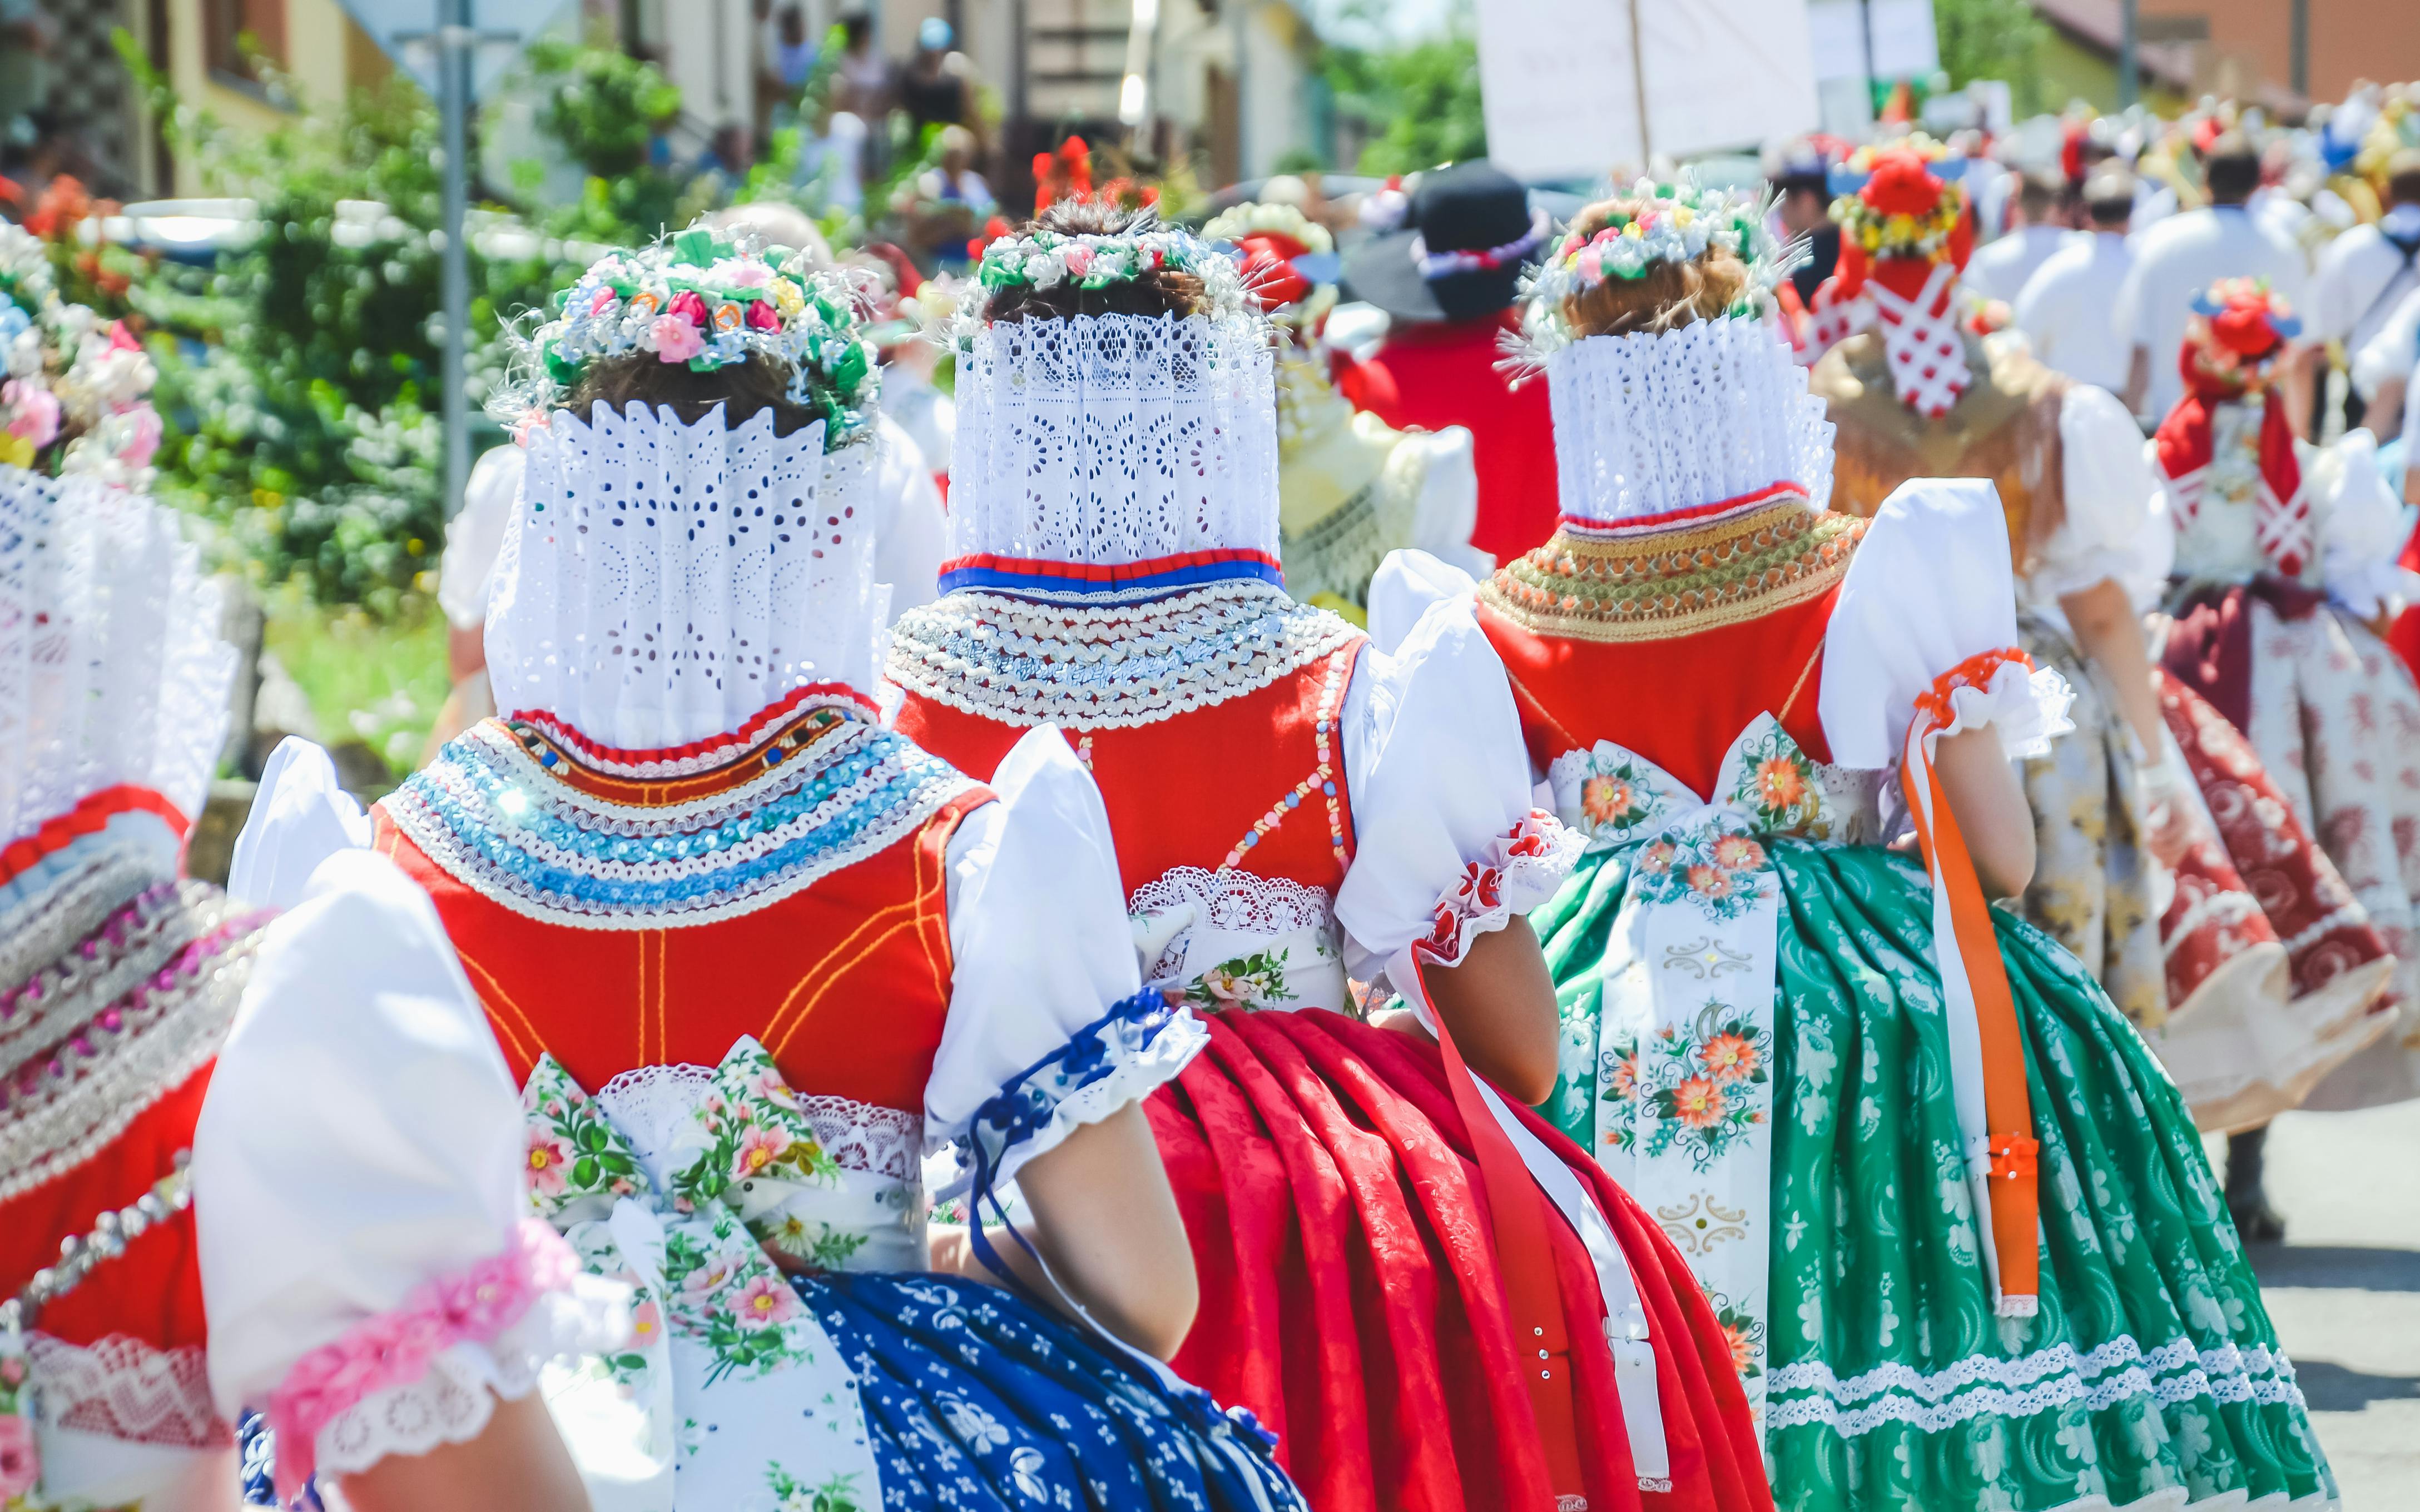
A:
[337,1392,588,1512]
[933,1101,1198,1359]
[1932,725,2036,900]
[1415,916,1561,1105]
[2057,579,2165,754]
[2124,345,2151,418]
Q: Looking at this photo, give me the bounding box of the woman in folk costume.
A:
[0,232,252,1510]
[194,224,1305,1512]
[2153,275,2420,1225]
[1199,199,1489,621]
[888,200,1768,1512]
[1807,150,2399,1147]
[1380,182,2337,1512]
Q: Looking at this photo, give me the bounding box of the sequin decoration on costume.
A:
[1478,491,1866,644]
[384,705,980,929]
[885,579,1361,730]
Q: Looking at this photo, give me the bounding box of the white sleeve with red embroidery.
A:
[2024,383,2173,613]
[193,847,631,1498]
[1817,478,2075,769]
[923,724,1207,1191]
[1333,586,1581,994]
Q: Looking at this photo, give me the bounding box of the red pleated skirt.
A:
[1145,1007,1770,1512]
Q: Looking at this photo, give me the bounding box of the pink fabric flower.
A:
[733,1125,789,1179]
[723,260,775,288]
[118,404,162,467]
[107,319,142,353]
[666,290,710,326]
[629,1298,663,1346]
[265,1221,579,1503]
[0,1415,34,1499]
[683,1255,740,1297]
[732,1272,799,1331]
[1062,245,1095,277]
[588,287,618,316]
[525,1128,575,1196]
[4,382,59,447]
[652,314,706,363]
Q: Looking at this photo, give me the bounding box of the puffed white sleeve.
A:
[226,738,371,911]
[2351,287,2420,402]
[2309,428,2420,618]
[924,724,1207,1195]
[1401,424,1495,582]
[195,848,629,1500]
[1366,546,1484,656]
[2026,384,2173,612]
[1818,478,2075,770]
[1333,592,1581,997]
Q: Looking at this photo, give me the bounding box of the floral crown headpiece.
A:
[500,223,880,447]
[2188,277,2300,363]
[1201,201,1340,320]
[967,215,1253,325]
[0,225,162,483]
[1829,136,1968,261]
[1504,178,1801,369]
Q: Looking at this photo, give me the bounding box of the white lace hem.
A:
[1367,811,1583,989]
[26,1333,224,1449]
[1129,865,1335,987]
[934,1008,1209,1200]
[1765,1334,2312,1440]
[311,1275,633,1481]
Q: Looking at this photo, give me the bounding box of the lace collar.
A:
[1479,490,1866,643]
[886,579,1361,730]
[383,703,980,929]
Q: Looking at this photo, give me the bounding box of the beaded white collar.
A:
[944,312,1282,580]
[885,579,1359,730]
[1546,317,1834,525]
[485,402,881,752]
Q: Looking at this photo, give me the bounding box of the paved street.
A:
[2230,1102,2420,1507]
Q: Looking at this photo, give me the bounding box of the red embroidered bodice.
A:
[372,706,990,1114]
[894,643,1365,896]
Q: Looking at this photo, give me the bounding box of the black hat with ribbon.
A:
[1341,160,1549,325]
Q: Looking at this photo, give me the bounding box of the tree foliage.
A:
[1933,0,2049,115]
[1320,2,1487,177]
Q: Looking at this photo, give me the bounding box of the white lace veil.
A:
[0,465,235,849]
[484,402,881,752]
[945,311,1282,576]
[1546,316,1835,525]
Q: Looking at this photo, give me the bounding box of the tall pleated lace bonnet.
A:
[938,215,1283,602]
[482,223,889,752]
[1506,180,1834,526]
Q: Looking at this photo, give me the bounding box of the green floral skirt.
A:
[1533,838,2337,1512]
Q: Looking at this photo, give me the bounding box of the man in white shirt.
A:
[2116,135,2310,422]
[2015,169,2138,393]
[2308,150,2420,430]
[1963,172,2074,306]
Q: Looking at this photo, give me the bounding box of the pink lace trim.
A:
[265,1220,576,1499]
[1416,811,1579,966]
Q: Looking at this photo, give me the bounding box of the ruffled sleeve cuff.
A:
[2025,386,2173,611]
[1397,810,1583,977]
[2312,429,2414,616]
[938,988,1208,1202]
[266,1221,630,1499]
[1915,649,2076,760]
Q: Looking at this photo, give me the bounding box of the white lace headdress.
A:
[484,402,881,752]
[0,466,235,851]
[1545,318,1835,526]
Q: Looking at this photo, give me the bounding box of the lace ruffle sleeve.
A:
[194,849,629,1500]
[1818,478,2075,769]
[1333,591,1581,993]
[2026,384,2173,611]
[924,725,1206,1195]
[226,738,371,911]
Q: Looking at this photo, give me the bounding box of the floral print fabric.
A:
[1535,832,2339,1512]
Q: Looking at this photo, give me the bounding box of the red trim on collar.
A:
[935,547,1284,585]
[1555,481,1809,536]
[505,683,880,770]
[0,785,191,888]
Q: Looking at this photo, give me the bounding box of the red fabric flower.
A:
[666,289,710,327]
[745,298,780,332]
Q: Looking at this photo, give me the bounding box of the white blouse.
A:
[2016,382,2174,620]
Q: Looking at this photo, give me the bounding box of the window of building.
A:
[204,0,287,90]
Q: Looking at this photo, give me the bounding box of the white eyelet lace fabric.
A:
[1546,319,1835,525]
[1129,865,1338,986]
[310,1280,633,1483]
[0,466,236,846]
[946,312,1281,566]
[885,580,1359,728]
[485,404,882,752]
[26,1334,224,1449]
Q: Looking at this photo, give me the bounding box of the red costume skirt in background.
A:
[1145,1006,1769,1512]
